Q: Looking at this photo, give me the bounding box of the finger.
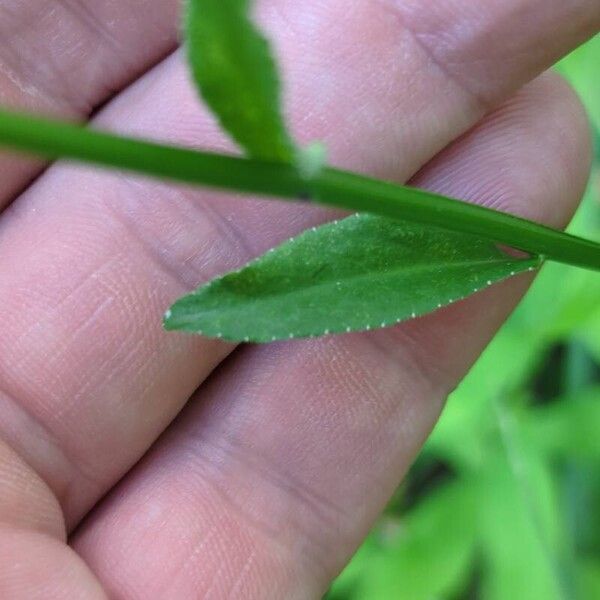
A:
[0,418,106,597]
[0,0,179,205]
[71,72,592,598]
[387,0,600,111]
[410,71,592,228]
[0,0,595,531]
[0,438,64,539]
[0,526,105,599]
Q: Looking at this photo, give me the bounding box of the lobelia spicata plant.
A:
[0,0,598,343]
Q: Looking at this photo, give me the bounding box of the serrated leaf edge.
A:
[164,215,542,343]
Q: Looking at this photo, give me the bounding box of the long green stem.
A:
[0,108,599,271]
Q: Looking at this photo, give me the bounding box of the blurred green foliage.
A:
[329,35,600,600]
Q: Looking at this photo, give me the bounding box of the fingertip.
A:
[411,70,593,229]
[533,70,593,224]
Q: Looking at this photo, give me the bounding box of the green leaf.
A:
[186,0,296,162]
[165,214,540,342]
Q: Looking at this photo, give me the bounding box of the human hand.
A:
[0,1,598,598]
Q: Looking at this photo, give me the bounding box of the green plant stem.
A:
[0,108,599,271]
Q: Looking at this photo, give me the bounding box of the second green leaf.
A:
[186,0,296,162]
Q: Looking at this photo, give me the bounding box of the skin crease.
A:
[0,0,597,598]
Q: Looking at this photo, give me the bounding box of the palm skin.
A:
[0,1,598,598]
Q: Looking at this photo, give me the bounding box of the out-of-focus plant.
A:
[328,36,600,600]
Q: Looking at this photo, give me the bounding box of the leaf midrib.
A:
[181,255,535,314]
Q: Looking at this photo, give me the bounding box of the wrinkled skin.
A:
[0,1,598,598]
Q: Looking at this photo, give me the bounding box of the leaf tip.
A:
[296,141,327,181]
